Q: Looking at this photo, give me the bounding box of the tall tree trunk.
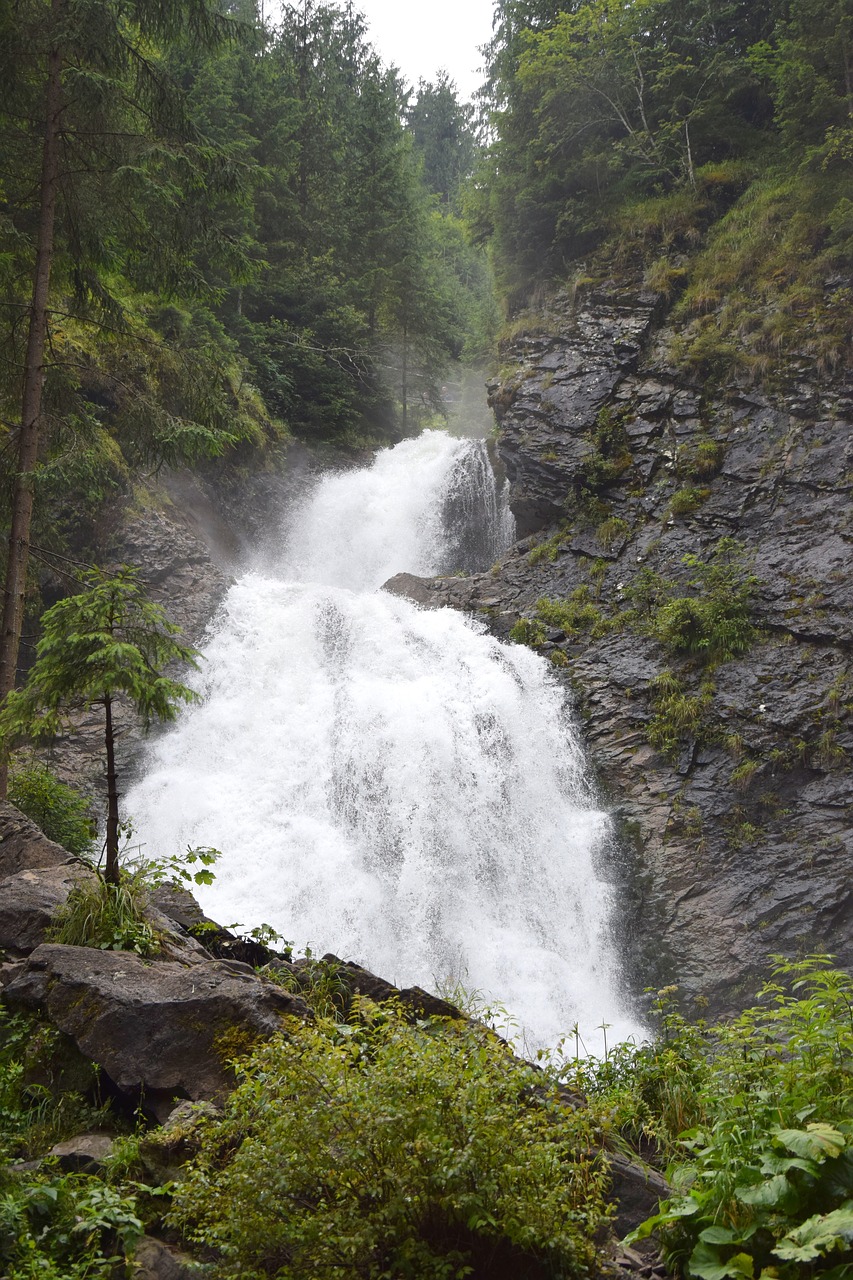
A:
[103,693,121,885]
[401,313,408,432]
[0,7,63,797]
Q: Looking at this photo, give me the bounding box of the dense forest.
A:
[475,0,851,376]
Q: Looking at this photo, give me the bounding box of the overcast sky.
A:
[355,0,495,101]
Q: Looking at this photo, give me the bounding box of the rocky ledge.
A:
[0,802,669,1275]
[387,277,853,1015]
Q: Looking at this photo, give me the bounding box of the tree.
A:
[407,73,477,211]
[0,568,199,885]
[0,0,236,780]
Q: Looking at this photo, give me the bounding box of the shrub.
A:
[172,1005,610,1279]
[647,671,715,760]
[8,763,96,858]
[51,869,160,957]
[509,617,547,646]
[619,957,853,1280]
[49,845,219,956]
[648,539,758,664]
[536,588,609,638]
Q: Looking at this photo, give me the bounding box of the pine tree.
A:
[0,568,199,885]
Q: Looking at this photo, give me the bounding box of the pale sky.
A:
[355,0,495,102]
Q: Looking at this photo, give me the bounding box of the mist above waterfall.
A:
[127,430,637,1048]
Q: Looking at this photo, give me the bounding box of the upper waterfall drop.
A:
[127,429,637,1049]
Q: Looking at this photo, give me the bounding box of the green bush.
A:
[648,539,758,664]
[171,1004,610,1279]
[647,671,715,760]
[0,1006,144,1279]
[50,868,160,957]
[8,764,96,858]
[569,958,853,1280]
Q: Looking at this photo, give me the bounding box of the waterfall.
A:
[127,429,636,1049]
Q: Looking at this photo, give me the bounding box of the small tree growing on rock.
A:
[0,567,199,885]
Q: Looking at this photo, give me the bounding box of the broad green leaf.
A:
[735,1175,798,1210]
[760,1152,818,1177]
[688,1240,755,1279]
[774,1124,845,1161]
[699,1226,739,1245]
[773,1203,853,1263]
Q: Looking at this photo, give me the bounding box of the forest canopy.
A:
[473,0,853,321]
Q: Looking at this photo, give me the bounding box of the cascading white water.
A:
[127,429,637,1048]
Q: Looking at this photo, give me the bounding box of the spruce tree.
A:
[0,0,233,788]
[0,568,199,885]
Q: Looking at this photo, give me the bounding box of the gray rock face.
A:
[412,277,853,1015]
[0,803,71,877]
[2,943,310,1115]
[488,288,662,535]
[0,863,95,953]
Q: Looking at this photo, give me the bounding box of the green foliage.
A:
[572,408,633,504]
[171,1003,609,1278]
[7,764,96,858]
[145,844,221,890]
[667,486,711,518]
[0,566,200,882]
[647,671,715,760]
[672,168,853,378]
[51,868,160,957]
[536,587,611,639]
[614,958,853,1280]
[0,1007,147,1278]
[645,540,758,665]
[50,844,221,955]
[509,617,547,646]
[0,567,199,746]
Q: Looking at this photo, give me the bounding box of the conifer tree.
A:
[0,568,199,885]
[0,0,233,788]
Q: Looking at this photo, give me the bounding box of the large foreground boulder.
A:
[2,944,310,1117]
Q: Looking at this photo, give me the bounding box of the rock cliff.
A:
[389,278,852,1016]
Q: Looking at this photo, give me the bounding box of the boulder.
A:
[132,1236,199,1280]
[47,1130,114,1173]
[2,943,310,1117]
[139,1099,221,1183]
[0,863,96,952]
[0,803,72,877]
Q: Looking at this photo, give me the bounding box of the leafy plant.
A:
[7,763,96,858]
[171,1003,610,1279]
[648,540,759,664]
[50,867,160,957]
[0,568,200,884]
[647,671,715,760]
[616,957,853,1280]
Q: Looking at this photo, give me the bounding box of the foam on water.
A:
[127,430,637,1048]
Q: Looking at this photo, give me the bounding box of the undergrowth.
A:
[560,957,853,1280]
[171,999,610,1279]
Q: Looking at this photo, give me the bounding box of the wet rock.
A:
[0,863,96,953]
[322,955,462,1019]
[47,1131,114,1173]
[132,1237,199,1280]
[439,275,853,1014]
[605,1151,671,1239]
[0,803,71,877]
[382,571,446,608]
[139,1099,221,1183]
[2,943,311,1117]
